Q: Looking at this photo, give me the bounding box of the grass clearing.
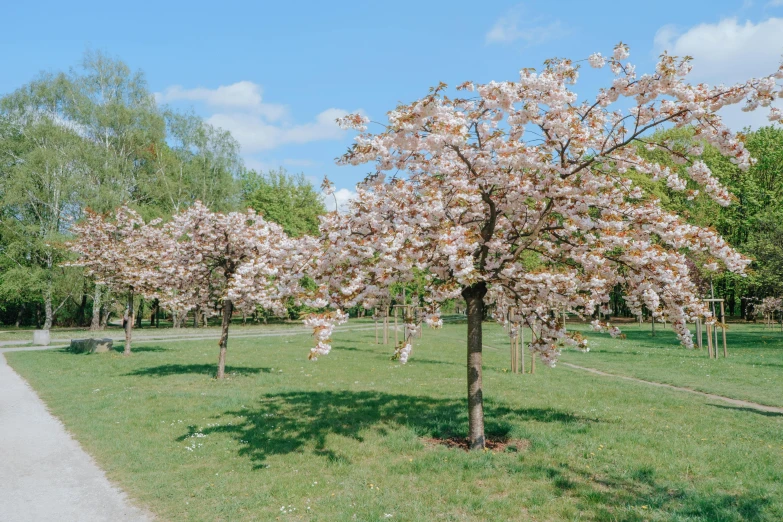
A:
[5,319,783,521]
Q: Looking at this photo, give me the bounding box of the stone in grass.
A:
[70,338,114,354]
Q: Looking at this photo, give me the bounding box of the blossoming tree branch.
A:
[310,44,782,449]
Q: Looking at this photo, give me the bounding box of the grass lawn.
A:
[5,319,783,521]
[556,321,783,408]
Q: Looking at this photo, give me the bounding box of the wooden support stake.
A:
[394,307,398,346]
[721,301,728,358]
[383,307,389,345]
[520,327,525,375]
[706,323,714,358]
[530,328,536,374]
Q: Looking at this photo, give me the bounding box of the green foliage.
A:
[240,168,325,237]
[634,126,783,311]
[0,51,250,326]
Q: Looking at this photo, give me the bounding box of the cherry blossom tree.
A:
[309,44,782,449]
[151,202,307,379]
[68,206,159,355]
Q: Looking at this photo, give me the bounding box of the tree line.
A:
[0,52,324,329]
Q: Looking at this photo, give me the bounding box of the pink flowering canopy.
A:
[68,205,161,296]
[150,201,311,319]
[310,43,782,366]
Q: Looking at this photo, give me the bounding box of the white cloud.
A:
[207,107,355,153]
[156,81,287,121]
[156,81,363,153]
[654,17,783,130]
[486,5,567,45]
[323,188,356,213]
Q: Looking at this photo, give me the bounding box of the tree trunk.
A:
[135,297,144,328]
[77,290,88,327]
[193,306,200,328]
[216,299,233,379]
[43,280,54,330]
[15,305,24,328]
[91,285,102,331]
[124,290,134,356]
[151,299,159,327]
[462,282,487,450]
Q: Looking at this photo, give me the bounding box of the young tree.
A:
[309,45,781,449]
[151,202,302,378]
[68,206,156,354]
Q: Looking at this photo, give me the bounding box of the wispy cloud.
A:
[486,5,567,46]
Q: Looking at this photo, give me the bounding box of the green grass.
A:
[554,322,783,408]
[5,320,783,521]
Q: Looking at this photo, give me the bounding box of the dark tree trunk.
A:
[149,298,159,327]
[462,282,487,451]
[15,305,24,328]
[124,290,134,356]
[77,291,88,327]
[135,297,144,328]
[193,306,200,328]
[216,299,233,379]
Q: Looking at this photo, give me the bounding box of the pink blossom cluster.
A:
[303,310,348,360]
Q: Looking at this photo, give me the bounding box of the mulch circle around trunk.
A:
[422,437,531,452]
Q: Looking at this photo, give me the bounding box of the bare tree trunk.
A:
[216,299,233,379]
[124,290,134,356]
[462,282,487,451]
[43,280,54,330]
[91,285,102,331]
[193,306,200,328]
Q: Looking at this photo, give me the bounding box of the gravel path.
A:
[0,352,151,521]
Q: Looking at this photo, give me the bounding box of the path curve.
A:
[0,322,386,521]
[561,362,783,414]
[0,353,152,521]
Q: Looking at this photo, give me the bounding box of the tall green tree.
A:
[139,110,241,215]
[240,168,325,236]
[0,50,247,328]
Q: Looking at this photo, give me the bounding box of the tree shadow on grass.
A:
[708,404,783,418]
[115,345,168,353]
[190,390,600,469]
[126,364,271,377]
[540,462,775,521]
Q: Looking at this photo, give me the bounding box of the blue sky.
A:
[2,0,782,207]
